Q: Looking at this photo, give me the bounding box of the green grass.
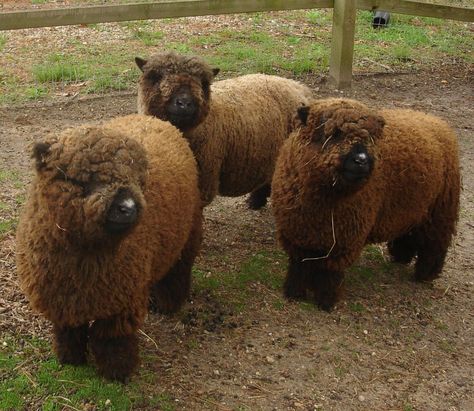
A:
[0,335,176,411]
[0,9,471,104]
[355,11,474,66]
[349,301,366,313]
[193,251,286,309]
[0,169,21,184]
[33,62,89,83]
[29,49,140,97]
[0,34,6,52]
[0,219,17,237]
[133,29,165,46]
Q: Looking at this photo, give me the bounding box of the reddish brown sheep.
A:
[135,51,313,209]
[271,98,460,311]
[16,114,202,381]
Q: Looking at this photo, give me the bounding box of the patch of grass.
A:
[0,169,21,184]
[349,264,376,283]
[438,339,456,353]
[0,34,6,52]
[298,301,319,312]
[349,301,366,313]
[235,251,286,290]
[31,50,139,95]
[25,85,49,100]
[272,299,286,310]
[15,195,26,207]
[1,9,471,105]
[87,74,130,94]
[306,9,331,25]
[280,43,329,74]
[167,42,191,53]
[33,62,88,83]
[364,245,386,265]
[355,11,473,66]
[1,335,176,411]
[193,251,286,310]
[0,219,18,237]
[31,0,48,4]
[393,45,413,62]
[193,268,221,291]
[133,29,165,46]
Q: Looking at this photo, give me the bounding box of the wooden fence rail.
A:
[1,0,473,87]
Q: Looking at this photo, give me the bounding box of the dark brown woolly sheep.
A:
[16,114,202,382]
[135,51,313,209]
[271,98,460,311]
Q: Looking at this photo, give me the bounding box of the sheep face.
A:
[294,100,385,194]
[32,127,148,246]
[136,52,219,131]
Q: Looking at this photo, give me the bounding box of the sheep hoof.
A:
[247,184,271,210]
[317,299,337,312]
[53,324,88,366]
[413,270,440,283]
[387,233,418,265]
[90,334,139,383]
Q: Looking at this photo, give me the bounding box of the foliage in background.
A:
[0,8,472,104]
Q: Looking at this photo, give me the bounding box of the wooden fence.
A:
[1,0,473,87]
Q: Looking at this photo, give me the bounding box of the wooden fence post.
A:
[329,0,357,89]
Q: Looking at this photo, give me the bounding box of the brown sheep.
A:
[16,114,202,382]
[271,98,460,311]
[135,51,313,209]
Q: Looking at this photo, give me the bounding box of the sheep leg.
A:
[414,193,458,282]
[89,318,139,383]
[53,323,88,365]
[414,234,448,282]
[307,267,345,312]
[387,231,418,264]
[247,184,271,210]
[149,210,203,314]
[413,226,452,282]
[283,255,309,300]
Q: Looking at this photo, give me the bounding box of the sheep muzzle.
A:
[104,189,141,235]
[165,88,200,131]
[340,144,373,183]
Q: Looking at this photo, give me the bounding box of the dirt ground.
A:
[0,58,473,410]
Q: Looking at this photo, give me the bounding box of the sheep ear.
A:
[135,57,147,72]
[212,68,220,77]
[32,141,52,170]
[366,114,385,139]
[297,105,310,125]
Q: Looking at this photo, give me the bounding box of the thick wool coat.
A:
[16,114,201,335]
[272,98,460,276]
[137,52,313,205]
[185,74,314,204]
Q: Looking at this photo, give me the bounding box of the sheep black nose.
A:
[342,145,373,183]
[353,152,368,165]
[105,197,138,234]
[171,94,196,116]
[176,96,192,109]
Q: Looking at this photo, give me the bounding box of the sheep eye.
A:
[332,128,343,140]
[147,71,162,83]
[54,172,89,192]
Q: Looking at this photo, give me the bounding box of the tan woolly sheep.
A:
[271,98,460,311]
[16,114,202,381]
[135,51,313,208]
